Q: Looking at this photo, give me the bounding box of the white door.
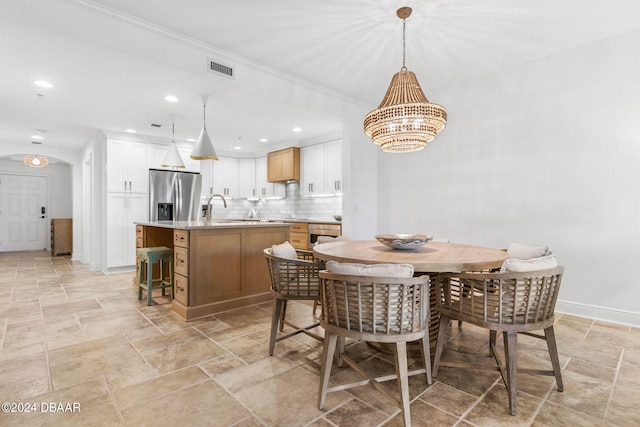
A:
[0,174,48,252]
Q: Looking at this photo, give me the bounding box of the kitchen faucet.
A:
[205,193,227,222]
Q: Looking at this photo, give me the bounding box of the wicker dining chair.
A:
[317,270,432,427]
[432,266,565,416]
[263,247,325,356]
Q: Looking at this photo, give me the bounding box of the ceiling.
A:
[2,0,640,160]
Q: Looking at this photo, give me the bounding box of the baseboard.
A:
[102,265,135,275]
[556,299,640,328]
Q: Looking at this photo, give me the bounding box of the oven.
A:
[309,223,342,246]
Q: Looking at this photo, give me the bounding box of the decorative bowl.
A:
[375,234,433,250]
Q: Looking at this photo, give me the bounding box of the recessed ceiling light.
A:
[187,138,195,142]
[125,129,137,134]
[31,134,44,140]
[292,127,302,132]
[233,146,241,150]
[164,95,179,102]
[33,80,54,88]
[259,138,268,142]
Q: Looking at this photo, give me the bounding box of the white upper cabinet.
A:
[238,158,256,199]
[201,156,238,199]
[300,140,342,196]
[324,140,342,194]
[106,139,148,193]
[300,143,326,195]
[255,156,285,198]
[148,143,200,173]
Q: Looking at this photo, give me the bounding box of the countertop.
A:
[238,218,342,225]
[135,220,291,230]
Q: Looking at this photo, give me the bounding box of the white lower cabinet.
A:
[106,192,148,268]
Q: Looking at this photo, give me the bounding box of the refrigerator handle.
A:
[175,176,181,220]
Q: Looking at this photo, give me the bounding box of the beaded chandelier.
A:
[364,7,447,153]
[23,154,49,168]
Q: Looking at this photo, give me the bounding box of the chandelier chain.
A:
[402,18,407,70]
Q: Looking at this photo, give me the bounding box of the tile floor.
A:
[1,251,639,426]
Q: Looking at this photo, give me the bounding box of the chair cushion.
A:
[326,260,414,278]
[500,253,558,272]
[272,241,298,260]
[507,242,550,260]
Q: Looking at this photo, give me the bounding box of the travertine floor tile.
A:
[49,335,145,389]
[199,353,247,377]
[233,365,348,426]
[545,369,612,419]
[606,383,640,426]
[77,310,156,341]
[3,315,83,349]
[463,384,543,426]
[214,355,299,393]
[135,329,228,374]
[0,251,638,426]
[324,398,389,426]
[531,400,603,427]
[419,382,479,417]
[114,365,209,410]
[121,380,250,427]
[385,399,460,426]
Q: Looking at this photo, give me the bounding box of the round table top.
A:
[313,240,509,273]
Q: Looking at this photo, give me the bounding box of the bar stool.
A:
[137,246,174,306]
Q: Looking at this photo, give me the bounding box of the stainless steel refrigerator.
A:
[149,169,202,221]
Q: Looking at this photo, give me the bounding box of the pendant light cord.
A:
[203,104,207,129]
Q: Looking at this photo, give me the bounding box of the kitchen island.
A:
[135,220,290,320]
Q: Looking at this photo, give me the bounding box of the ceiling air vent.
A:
[207,57,234,79]
[149,123,162,128]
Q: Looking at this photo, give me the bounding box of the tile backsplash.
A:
[204,183,342,220]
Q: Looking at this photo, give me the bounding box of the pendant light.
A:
[161,122,186,169]
[23,154,49,168]
[364,6,447,153]
[190,102,218,160]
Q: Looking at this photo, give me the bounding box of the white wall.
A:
[376,29,640,325]
[0,159,71,218]
[0,157,73,252]
[0,143,83,258]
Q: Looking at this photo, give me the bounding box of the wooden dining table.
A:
[313,240,509,343]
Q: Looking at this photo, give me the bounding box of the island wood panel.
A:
[138,223,289,320]
[244,227,289,292]
[189,229,243,305]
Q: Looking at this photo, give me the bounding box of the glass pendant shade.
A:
[364,6,447,153]
[161,142,185,168]
[190,104,218,160]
